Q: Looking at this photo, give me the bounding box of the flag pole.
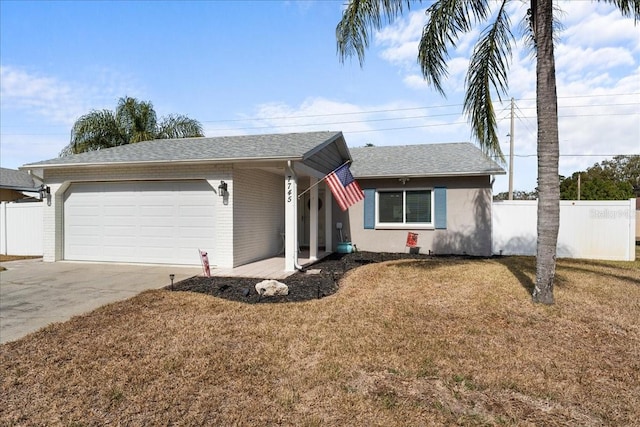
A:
[296,160,351,199]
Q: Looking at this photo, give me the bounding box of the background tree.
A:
[60,96,204,156]
[336,0,639,304]
[494,189,538,201]
[560,155,640,200]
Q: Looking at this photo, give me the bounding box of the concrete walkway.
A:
[0,259,201,344]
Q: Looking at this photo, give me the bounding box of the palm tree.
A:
[336,0,639,304]
[60,96,204,155]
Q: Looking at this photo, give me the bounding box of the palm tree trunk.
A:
[533,0,560,304]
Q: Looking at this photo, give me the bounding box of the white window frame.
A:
[374,188,435,229]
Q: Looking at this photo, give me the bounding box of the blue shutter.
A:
[363,188,375,229]
[434,187,447,229]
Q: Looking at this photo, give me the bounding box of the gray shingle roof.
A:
[22,131,346,168]
[349,143,505,178]
[0,167,38,190]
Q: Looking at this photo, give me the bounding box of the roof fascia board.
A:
[20,156,305,170]
[356,171,506,179]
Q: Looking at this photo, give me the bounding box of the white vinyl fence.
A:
[492,199,636,261]
[1,201,43,256]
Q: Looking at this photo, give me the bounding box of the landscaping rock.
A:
[255,279,289,297]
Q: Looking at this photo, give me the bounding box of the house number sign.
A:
[287,175,293,203]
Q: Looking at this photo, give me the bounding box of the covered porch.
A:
[209,250,333,279]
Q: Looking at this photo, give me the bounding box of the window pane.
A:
[406,190,431,223]
[379,191,403,223]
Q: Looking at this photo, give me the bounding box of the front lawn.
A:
[1,255,638,425]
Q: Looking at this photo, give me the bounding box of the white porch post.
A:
[309,177,319,261]
[285,163,298,271]
[324,182,333,252]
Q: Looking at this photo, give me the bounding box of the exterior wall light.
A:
[218,181,228,197]
[40,185,51,206]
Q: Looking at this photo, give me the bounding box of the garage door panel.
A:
[104,205,137,215]
[103,233,137,244]
[139,226,173,237]
[64,181,216,265]
[67,227,99,239]
[179,228,210,239]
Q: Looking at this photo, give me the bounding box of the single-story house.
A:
[21,131,504,272]
[341,144,505,256]
[0,167,41,202]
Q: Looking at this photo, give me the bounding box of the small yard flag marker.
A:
[325,163,364,211]
[406,232,419,248]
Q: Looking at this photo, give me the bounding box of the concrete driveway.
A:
[0,259,201,344]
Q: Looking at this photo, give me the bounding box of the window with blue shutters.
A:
[363,187,447,229]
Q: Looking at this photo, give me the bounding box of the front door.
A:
[298,189,326,248]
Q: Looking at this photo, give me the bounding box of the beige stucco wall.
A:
[40,163,234,267]
[334,175,494,256]
[233,168,284,267]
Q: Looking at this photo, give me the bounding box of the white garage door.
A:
[64,181,215,265]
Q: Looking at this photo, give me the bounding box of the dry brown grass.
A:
[1,255,639,426]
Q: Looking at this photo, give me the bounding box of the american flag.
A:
[325,163,364,211]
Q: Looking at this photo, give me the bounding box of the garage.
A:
[64,180,215,265]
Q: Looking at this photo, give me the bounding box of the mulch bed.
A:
[169,251,433,303]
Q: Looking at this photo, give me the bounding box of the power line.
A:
[200,103,465,123]
[2,93,638,136]
[508,102,640,111]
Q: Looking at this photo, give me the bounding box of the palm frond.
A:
[463,0,512,162]
[337,0,414,66]
[418,0,492,95]
[156,115,204,140]
[599,0,640,22]
[66,109,122,154]
[116,96,157,143]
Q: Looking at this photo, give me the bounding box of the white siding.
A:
[233,169,284,267]
[1,202,43,256]
[42,163,235,267]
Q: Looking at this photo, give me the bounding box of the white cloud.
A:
[556,46,635,77]
[0,66,82,126]
[209,96,469,150]
[560,0,640,49]
[367,1,639,193]
[375,9,425,64]
[0,65,141,167]
[402,74,429,90]
[0,65,139,126]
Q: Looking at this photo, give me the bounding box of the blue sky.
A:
[1,0,638,194]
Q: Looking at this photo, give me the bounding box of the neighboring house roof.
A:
[21,131,350,175]
[349,143,505,178]
[0,167,39,191]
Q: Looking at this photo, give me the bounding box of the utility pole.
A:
[508,97,514,200]
[577,173,581,200]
